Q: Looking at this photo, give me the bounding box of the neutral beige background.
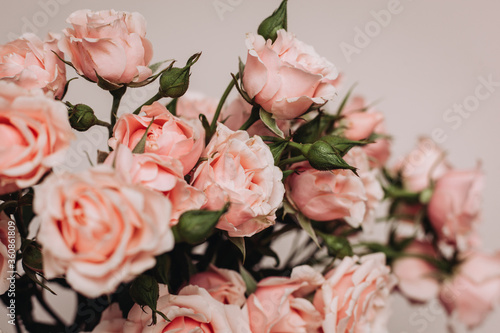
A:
[1,0,500,332]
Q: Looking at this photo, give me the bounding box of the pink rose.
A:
[285,162,368,227]
[176,91,219,123]
[340,96,384,141]
[0,33,66,98]
[87,304,126,333]
[0,82,74,195]
[192,124,285,237]
[362,123,391,168]
[246,265,324,333]
[313,253,396,333]
[59,9,153,84]
[189,264,247,307]
[124,285,251,333]
[395,138,451,192]
[105,145,206,226]
[34,165,174,298]
[0,212,20,295]
[242,29,338,120]
[109,102,205,175]
[439,251,500,329]
[427,168,483,249]
[392,241,440,302]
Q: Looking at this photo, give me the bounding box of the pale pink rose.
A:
[0,33,66,98]
[242,29,338,120]
[313,253,397,333]
[87,304,126,333]
[124,285,251,333]
[59,9,153,84]
[189,264,247,307]
[340,96,384,141]
[109,102,205,175]
[0,82,74,195]
[344,147,384,226]
[439,251,500,329]
[395,138,451,192]
[0,212,20,295]
[392,241,440,303]
[192,124,285,237]
[427,168,483,249]
[34,165,174,298]
[286,162,367,227]
[363,123,391,168]
[246,265,324,333]
[176,91,219,123]
[105,145,206,226]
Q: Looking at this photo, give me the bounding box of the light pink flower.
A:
[105,145,206,226]
[313,253,396,333]
[34,165,174,298]
[242,29,338,120]
[246,265,324,333]
[395,138,451,192]
[0,33,66,98]
[109,102,205,175]
[124,285,251,333]
[59,9,153,84]
[0,212,20,295]
[0,82,74,195]
[189,264,247,307]
[286,162,367,227]
[87,304,126,333]
[362,122,391,168]
[427,168,483,249]
[192,123,285,237]
[439,251,500,329]
[176,91,219,123]
[340,96,384,141]
[392,241,440,303]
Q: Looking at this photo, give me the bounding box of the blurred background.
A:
[1,0,499,332]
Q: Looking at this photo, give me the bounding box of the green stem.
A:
[109,86,127,138]
[95,119,111,128]
[210,73,240,134]
[384,185,420,202]
[239,105,260,131]
[133,92,162,115]
[279,155,307,167]
[288,141,304,150]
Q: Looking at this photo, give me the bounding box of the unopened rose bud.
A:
[301,141,356,173]
[129,274,168,324]
[68,104,97,131]
[159,53,201,98]
[258,0,288,42]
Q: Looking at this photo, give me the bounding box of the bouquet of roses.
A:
[1,2,499,332]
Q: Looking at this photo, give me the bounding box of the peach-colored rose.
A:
[242,29,338,120]
[286,162,367,227]
[192,124,285,237]
[0,82,74,195]
[246,265,324,333]
[313,253,396,333]
[427,168,483,249]
[392,241,440,303]
[363,122,391,168]
[109,102,204,175]
[189,264,247,307]
[0,212,20,295]
[176,91,219,123]
[87,304,126,333]
[34,165,174,298]
[395,138,451,192]
[439,251,500,329]
[340,96,384,141]
[0,33,66,98]
[124,285,251,333]
[105,145,206,226]
[59,9,153,84]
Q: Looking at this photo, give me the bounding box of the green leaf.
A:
[293,113,322,144]
[239,263,257,295]
[296,213,320,248]
[94,71,124,91]
[259,109,284,138]
[166,98,178,116]
[129,60,175,88]
[336,83,358,116]
[149,60,174,74]
[282,169,294,179]
[154,253,171,285]
[257,0,288,42]
[268,141,288,165]
[22,240,43,272]
[228,237,246,262]
[132,118,155,154]
[59,77,78,101]
[317,231,353,259]
[22,264,56,295]
[320,135,371,156]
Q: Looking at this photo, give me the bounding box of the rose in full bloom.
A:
[105,145,206,225]
[242,29,338,120]
[0,212,20,295]
[395,138,451,192]
[392,241,440,303]
[59,9,153,84]
[124,285,251,333]
[176,91,220,123]
[285,162,367,227]
[192,124,285,237]
[340,96,384,141]
[313,253,396,333]
[427,168,483,249]
[0,33,66,98]
[109,102,204,175]
[0,82,74,195]
[86,304,126,333]
[189,264,247,307]
[246,265,324,333]
[34,165,174,298]
[439,251,500,329]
